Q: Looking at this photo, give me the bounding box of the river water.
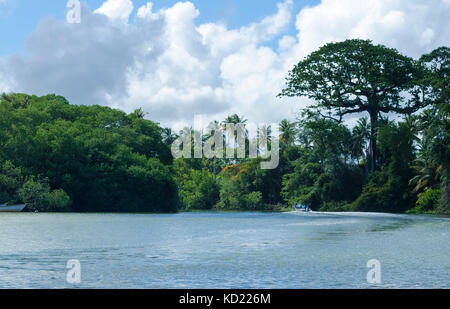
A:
[0,211,448,289]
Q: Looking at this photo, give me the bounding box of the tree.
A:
[0,93,178,213]
[221,114,248,163]
[175,166,219,210]
[417,47,449,107]
[351,118,370,161]
[162,128,178,146]
[0,161,25,204]
[216,159,279,211]
[279,119,297,147]
[414,47,450,213]
[409,157,441,193]
[281,115,363,210]
[350,122,416,213]
[18,178,72,212]
[279,39,427,172]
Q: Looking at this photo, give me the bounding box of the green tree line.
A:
[0,40,448,214]
[0,94,177,212]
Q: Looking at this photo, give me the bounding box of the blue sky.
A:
[0,0,318,56]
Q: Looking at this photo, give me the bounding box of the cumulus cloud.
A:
[94,0,134,22]
[136,2,157,20]
[0,60,11,92]
[0,0,449,128]
[294,0,450,58]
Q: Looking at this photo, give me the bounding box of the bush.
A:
[349,186,389,212]
[216,177,241,210]
[243,192,263,210]
[18,179,72,212]
[0,161,25,204]
[320,201,351,212]
[46,189,72,212]
[179,169,219,210]
[407,188,442,214]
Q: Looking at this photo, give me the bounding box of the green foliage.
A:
[281,116,363,210]
[216,160,268,211]
[410,47,449,214]
[351,122,416,213]
[175,160,219,210]
[320,201,352,212]
[18,178,72,212]
[0,161,25,204]
[281,74,449,215]
[407,188,442,214]
[0,93,177,213]
[0,43,448,215]
[242,192,263,210]
[282,162,323,209]
[279,39,429,172]
[46,189,72,212]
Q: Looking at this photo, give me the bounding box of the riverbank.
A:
[14,203,449,217]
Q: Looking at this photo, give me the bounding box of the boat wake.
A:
[284,210,448,221]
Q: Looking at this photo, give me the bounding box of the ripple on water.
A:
[0,212,448,289]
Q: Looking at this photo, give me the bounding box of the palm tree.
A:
[203,121,224,179]
[279,119,296,147]
[221,114,248,141]
[222,114,248,126]
[257,124,273,157]
[351,118,371,162]
[162,128,178,145]
[221,115,248,161]
[409,157,441,193]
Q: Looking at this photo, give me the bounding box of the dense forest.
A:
[0,40,448,214]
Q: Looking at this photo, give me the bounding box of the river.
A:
[0,211,448,289]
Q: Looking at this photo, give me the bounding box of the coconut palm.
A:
[162,128,178,146]
[351,118,371,162]
[221,115,248,161]
[409,157,441,193]
[279,119,296,147]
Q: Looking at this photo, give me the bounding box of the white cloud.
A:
[0,0,449,129]
[136,2,158,20]
[94,0,134,22]
[0,61,11,92]
[117,0,297,126]
[294,0,450,58]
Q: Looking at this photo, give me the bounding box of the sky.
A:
[0,0,449,130]
[0,0,317,55]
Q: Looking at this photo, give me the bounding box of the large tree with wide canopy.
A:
[279,39,430,172]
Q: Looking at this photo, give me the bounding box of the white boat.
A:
[0,204,27,212]
[294,204,312,213]
[296,208,313,213]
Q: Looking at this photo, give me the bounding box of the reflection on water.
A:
[369,221,414,233]
[0,211,449,289]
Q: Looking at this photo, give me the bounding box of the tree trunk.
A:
[368,110,379,173]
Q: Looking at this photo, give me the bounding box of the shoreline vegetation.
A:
[0,40,448,215]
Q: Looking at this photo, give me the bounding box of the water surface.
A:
[0,211,448,289]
